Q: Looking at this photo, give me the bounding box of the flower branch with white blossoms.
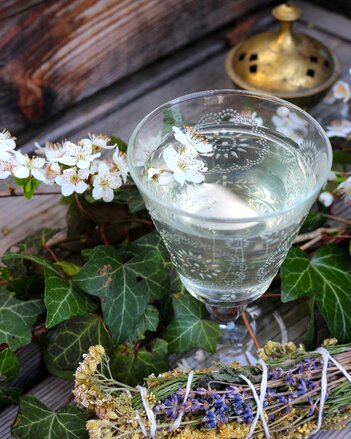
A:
[0,130,129,201]
[146,125,213,186]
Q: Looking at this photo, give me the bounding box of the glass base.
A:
[169,301,289,370]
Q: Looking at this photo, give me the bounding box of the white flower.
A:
[55,168,89,196]
[172,126,213,155]
[272,107,308,144]
[337,177,351,203]
[41,162,61,185]
[163,145,207,186]
[88,134,115,150]
[325,120,351,138]
[60,141,101,169]
[0,129,16,161]
[318,191,334,207]
[92,162,122,202]
[112,150,129,183]
[44,142,69,163]
[0,156,16,179]
[147,167,173,185]
[135,132,161,166]
[12,152,45,181]
[333,81,351,103]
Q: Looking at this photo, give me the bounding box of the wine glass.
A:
[127,90,332,363]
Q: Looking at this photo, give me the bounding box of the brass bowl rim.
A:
[225,40,342,99]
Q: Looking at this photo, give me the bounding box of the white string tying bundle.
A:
[172,370,195,430]
[136,385,157,438]
[136,370,195,438]
[306,347,351,437]
[136,347,351,439]
[240,359,271,439]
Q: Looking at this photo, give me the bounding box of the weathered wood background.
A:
[0,0,271,139]
[0,0,350,438]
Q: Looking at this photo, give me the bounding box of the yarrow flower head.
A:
[0,129,16,161]
[92,162,122,202]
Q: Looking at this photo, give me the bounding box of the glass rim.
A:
[127,89,333,223]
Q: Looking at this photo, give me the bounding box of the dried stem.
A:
[242,311,260,350]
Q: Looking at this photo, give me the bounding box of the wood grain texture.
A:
[1,2,351,438]
[0,0,271,134]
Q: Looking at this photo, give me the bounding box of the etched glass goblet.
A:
[128,90,332,361]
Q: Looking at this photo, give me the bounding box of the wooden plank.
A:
[0,1,46,20]
[0,0,271,134]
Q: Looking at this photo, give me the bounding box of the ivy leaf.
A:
[54,261,80,276]
[3,228,59,276]
[163,294,221,353]
[44,314,112,380]
[0,287,44,350]
[281,245,351,343]
[44,269,96,329]
[163,108,184,135]
[113,187,146,213]
[0,348,20,383]
[11,395,88,439]
[109,135,127,152]
[127,305,160,346]
[113,339,168,386]
[2,253,61,276]
[74,233,170,345]
[0,386,22,408]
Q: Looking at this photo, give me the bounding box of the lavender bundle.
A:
[74,340,351,439]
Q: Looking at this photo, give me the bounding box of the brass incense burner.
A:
[225,2,341,107]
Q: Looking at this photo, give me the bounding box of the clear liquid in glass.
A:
[143,124,315,307]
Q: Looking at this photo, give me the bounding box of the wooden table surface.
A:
[1,2,351,438]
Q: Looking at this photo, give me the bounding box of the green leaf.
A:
[54,261,80,276]
[66,202,95,240]
[333,151,351,163]
[109,135,128,153]
[44,314,112,380]
[0,348,20,383]
[280,247,315,302]
[281,245,351,342]
[74,233,170,345]
[301,210,326,232]
[3,228,59,276]
[0,287,44,350]
[44,269,96,329]
[0,386,22,408]
[11,395,89,439]
[163,294,221,353]
[113,338,168,386]
[163,109,184,135]
[113,187,145,213]
[127,305,160,345]
[2,253,61,276]
[24,180,35,199]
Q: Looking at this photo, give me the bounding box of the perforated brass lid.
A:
[225,3,341,105]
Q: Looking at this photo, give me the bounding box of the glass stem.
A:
[206,303,247,324]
